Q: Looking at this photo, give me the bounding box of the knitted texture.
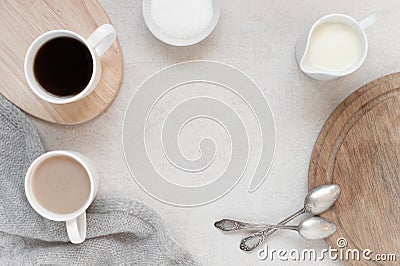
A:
[0,95,198,266]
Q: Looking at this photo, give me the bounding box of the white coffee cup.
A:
[24,24,116,104]
[25,151,99,244]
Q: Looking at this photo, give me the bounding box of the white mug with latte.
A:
[25,151,99,244]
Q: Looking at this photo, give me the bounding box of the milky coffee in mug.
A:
[25,151,99,244]
[31,155,91,214]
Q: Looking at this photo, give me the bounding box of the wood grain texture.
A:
[0,0,123,125]
[309,73,400,265]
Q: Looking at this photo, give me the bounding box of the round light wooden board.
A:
[309,73,400,265]
[0,0,123,125]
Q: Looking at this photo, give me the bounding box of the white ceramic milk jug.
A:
[296,14,376,81]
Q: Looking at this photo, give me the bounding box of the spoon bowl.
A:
[298,217,337,239]
[305,184,341,215]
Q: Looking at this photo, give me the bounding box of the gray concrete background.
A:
[31,0,400,265]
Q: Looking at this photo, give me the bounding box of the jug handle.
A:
[359,14,377,30]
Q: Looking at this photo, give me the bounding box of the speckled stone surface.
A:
[31,0,400,265]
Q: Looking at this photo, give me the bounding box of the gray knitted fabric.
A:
[0,95,198,266]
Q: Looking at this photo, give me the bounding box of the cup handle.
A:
[86,24,117,57]
[359,14,377,30]
[66,212,87,244]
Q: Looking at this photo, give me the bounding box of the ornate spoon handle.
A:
[214,219,268,231]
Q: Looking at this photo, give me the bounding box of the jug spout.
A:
[296,30,339,81]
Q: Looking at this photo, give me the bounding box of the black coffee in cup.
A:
[33,37,93,97]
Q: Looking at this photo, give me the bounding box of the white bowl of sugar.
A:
[143,0,221,46]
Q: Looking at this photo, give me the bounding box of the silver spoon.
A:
[239,184,341,251]
[215,184,340,232]
[253,217,337,240]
